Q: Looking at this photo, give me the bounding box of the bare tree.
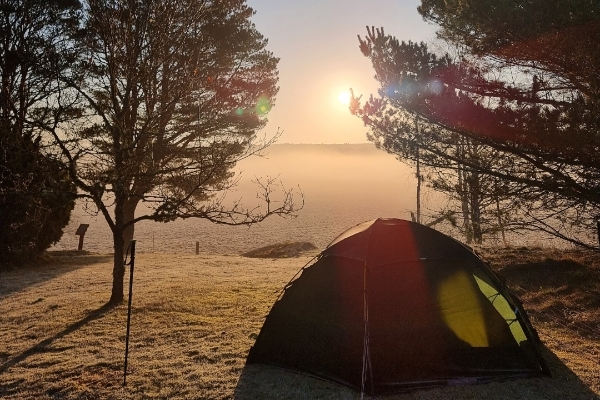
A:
[44,0,301,304]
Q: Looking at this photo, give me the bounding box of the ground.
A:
[0,247,598,399]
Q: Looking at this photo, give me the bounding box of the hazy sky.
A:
[246,0,437,144]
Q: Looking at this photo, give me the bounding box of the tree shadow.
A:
[233,345,598,399]
[497,257,600,330]
[0,251,112,300]
[498,257,596,292]
[0,303,114,375]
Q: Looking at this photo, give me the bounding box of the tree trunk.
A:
[471,202,483,244]
[110,230,125,305]
[416,146,421,224]
[122,199,139,255]
[109,186,127,305]
[470,172,483,245]
[457,163,472,243]
[109,198,139,305]
[415,117,421,224]
[495,179,508,247]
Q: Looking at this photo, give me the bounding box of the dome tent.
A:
[246,218,550,395]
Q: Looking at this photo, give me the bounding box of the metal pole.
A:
[415,117,421,224]
[123,240,136,386]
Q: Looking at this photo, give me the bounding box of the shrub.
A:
[0,132,76,266]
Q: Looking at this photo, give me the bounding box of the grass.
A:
[0,247,599,399]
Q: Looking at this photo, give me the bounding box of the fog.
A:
[233,144,417,213]
[54,144,431,254]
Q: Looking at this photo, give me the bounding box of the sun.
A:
[338,91,351,105]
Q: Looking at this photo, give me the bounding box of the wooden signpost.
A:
[75,224,90,251]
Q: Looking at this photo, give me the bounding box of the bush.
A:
[0,132,76,266]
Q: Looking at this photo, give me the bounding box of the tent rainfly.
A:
[246,218,550,395]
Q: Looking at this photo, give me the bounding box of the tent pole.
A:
[360,262,373,398]
[123,240,136,386]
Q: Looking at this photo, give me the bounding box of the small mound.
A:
[242,242,318,258]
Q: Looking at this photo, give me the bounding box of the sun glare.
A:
[338,91,351,105]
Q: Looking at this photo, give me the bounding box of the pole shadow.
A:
[0,303,114,375]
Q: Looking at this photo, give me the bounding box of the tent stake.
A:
[123,240,136,386]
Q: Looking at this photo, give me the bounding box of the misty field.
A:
[0,248,599,399]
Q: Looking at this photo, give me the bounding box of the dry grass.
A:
[0,248,599,399]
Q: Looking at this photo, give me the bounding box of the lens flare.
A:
[255,97,271,115]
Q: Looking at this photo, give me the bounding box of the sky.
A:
[245,0,438,144]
